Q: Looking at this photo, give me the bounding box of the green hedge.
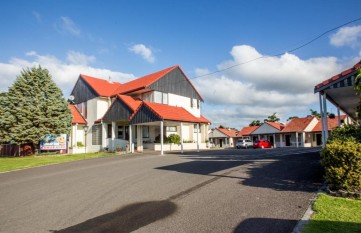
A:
[321,138,361,192]
[328,124,361,143]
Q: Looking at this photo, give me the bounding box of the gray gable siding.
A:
[149,68,202,101]
[130,105,162,124]
[70,77,98,104]
[209,129,228,138]
[251,123,280,135]
[102,99,133,123]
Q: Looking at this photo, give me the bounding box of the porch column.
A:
[319,93,326,148]
[111,121,116,151]
[337,106,341,126]
[102,122,107,150]
[129,125,133,153]
[160,121,164,155]
[73,123,78,149]
[280,134,283,147]
[301,132,305,147]
[273,134,276,148]
[180,122,184,153]
[137,125,143,152]
[322,93,329,143]
[295,132,299,148]
[197,123,200,152]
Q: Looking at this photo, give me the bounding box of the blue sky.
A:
[1,0,361,128]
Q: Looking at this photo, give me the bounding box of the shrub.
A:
[321,139,361,192]
[76,141,84,147]
[168,134,181,145]
[328,124,361,143]
[155,135,170,144]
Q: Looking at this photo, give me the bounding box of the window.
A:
[163,93,168,104]
[190,98,194,108]
[197,100,200,109]
[92,125,102,145]
[107,124,112,138]
[154,92,162,104]
[166,126,177,132]
[154,91,168,104]
[193,124,200,133]
[76,102,87,119]
[142,126,149,138]
[118,126,123,139]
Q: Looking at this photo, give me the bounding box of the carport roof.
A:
[314,60,361,121]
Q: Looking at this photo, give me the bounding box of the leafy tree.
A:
[0,66,72,149]
[287,116,299,121]
[310,109,321,118]
[310,109,329,118]
[264,112,280,122]
[249,120,261,126]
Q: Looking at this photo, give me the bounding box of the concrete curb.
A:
[291,183,327,233]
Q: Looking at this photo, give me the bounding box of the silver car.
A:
[236,139,253,149]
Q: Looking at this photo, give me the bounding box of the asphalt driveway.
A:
[0,147,323,233]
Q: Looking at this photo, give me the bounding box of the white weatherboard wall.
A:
[168,93,200,117]
[85,98,111,152]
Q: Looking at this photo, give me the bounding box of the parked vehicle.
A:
[236,139,253,149]
[253,140,272,149]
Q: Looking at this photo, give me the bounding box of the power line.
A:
[191,16,361,80]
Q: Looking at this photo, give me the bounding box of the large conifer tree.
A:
[0,66,72,147]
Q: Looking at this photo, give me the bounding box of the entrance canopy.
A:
[314,60,361,121]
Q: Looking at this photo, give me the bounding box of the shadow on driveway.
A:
[157,150,323,193]
[52,200,176,233]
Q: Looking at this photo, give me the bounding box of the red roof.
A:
[282,117,315,133]
[69,104,87,124]
[315,60,361,91]
[117,95,142,112]
[80,74,122,97]
[238,126,259,136]
[266,121,284,130]
[139,102,210,123]
[112,65,178,95]
[312,115,347,132]
[217,128,238,138]
[112,65,204,101]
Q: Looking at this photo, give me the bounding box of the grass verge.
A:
[0,152,118,172]
[302,193,361,233]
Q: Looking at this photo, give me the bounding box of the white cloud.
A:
[55,16,81,37]
[0,51,135,97]
[129,44,155,63]
[193,45,346,128]
[330,25,361,48]
[67,51,96,65]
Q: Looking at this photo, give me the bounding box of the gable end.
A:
[102,99,134,123]
[148,68,203,101]
[70,77,98,104]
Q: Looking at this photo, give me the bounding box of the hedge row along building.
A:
[68,65,211,154]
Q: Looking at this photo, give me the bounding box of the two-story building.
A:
[68,65,211,154]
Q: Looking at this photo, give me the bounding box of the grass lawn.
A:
[302,193,361,233]
[0,152,118,172]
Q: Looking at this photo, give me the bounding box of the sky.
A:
[1,0,361,129]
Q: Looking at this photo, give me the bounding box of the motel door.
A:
[285,135,291,146]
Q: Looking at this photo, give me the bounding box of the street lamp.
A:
[83,125,89,155]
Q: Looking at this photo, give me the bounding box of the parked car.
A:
[236,139,253,149]
[253,140,272,149]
